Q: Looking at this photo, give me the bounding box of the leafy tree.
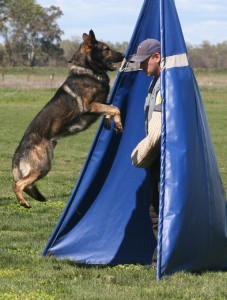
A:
[102,40,128,54]
[215,41,227,69]
[0,0,7,25]
[187,41,227,69]
[0,0,64,66]
[0,43,7,66]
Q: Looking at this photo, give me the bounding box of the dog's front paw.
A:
[103,117,111,130]
[114,123,123,133]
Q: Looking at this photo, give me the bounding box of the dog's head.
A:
[69,30,124,72]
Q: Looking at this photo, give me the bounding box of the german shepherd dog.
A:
[12,30,124,208]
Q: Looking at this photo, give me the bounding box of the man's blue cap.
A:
[130,39,161,63]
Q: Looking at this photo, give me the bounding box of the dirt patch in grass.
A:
[0,74,65,90]
[0,72,117,90]
[196,74,227,87]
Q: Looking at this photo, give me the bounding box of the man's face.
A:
[140,53,161,77]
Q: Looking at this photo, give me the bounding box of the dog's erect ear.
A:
[89,30,96,43]
[82,30,96,47]
[82,32,93,47]
[82,33,89,41]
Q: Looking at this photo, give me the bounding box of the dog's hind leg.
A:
[12,172,41,208]
[24,184,46,202]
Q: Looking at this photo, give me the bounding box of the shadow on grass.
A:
[46,256,150,272]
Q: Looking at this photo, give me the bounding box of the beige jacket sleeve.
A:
[131,111,161,168]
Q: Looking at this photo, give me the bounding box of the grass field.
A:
[0,70,227,299]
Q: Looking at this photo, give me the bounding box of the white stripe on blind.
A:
[161,53,189,70]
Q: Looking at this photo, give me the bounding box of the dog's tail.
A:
[24,185,46,202]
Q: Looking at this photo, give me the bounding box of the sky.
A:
[36,0,227,45]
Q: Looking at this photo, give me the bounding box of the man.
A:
[130,39,162,267]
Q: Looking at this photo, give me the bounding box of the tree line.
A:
[0,0,64,67]
[0,0,227,69]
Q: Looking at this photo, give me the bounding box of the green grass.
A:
[0,77,227,299]
[0,66,68,77]
[201,87,227,189]
[0,88,56,105]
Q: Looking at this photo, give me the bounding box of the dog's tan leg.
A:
[89,102,123,132]
[12,172,41,208]
[13,182,31,208]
